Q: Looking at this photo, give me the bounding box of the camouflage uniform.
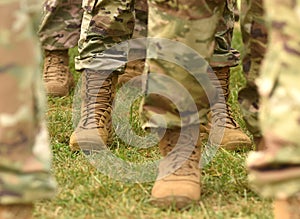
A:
[0,0,56,204]
[69,0,136,151]
[39,0,147,52]
[140,0,231,129]
[75,0,135,72]
[247,0,300,200]
[208,0,252,150]
[117,0,148,85]
[133,0,148,39]
[239,0,268,139]
[211,0,239,68]
[38,0,82,97]
[141,0,230,208]
[38,0,83,51]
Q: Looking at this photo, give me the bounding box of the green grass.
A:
[34,29,272,219]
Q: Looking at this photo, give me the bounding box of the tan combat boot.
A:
[151,125,202,209]
[274,195,300,219]
[117,59,144,86]
[69,69,118,152]
[43,50,74,97]
[207,67,252,150]
[0,204,33,219]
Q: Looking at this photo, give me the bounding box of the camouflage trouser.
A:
[38,0,83,51]
[140,0,227,128]
[39,0,147,52]
[238,0,268,138]
[247,0,300,199]
[131,0,238,71]
[125,0,148,62]
[0,1,56,204]
[134,0,148,39]
[75,0,146,72]
[211,0,239,68]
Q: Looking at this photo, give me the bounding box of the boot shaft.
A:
[156,125,202,179]
[208,66,230,101]
[79,69,118,130]
[206,67,252,149]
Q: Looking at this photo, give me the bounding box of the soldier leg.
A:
[70,0,135,152]
[239,0,268,149]
[247,0,300,218]
[118,0,148,86]
[141,0,225,209]
[0,1,56,218]
[38,0,83,96]
[207,0,252,150]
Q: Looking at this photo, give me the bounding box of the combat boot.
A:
[117,59,144,86]
[274,195,300,219]
[207,67,252,150]
[69,69,118,152]
[151,125,202,209]
[0,204,33,219]
[43,50,74,97]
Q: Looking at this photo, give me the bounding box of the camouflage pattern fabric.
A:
[0,0,56,204]
[75,0,135,73]
[135,0,147,12]
[247,0,300,199]
[238,0,268,138]
[210,0,240,68]
[132,0,238,69]
[133,0,148,39]
[127,0,148,61]
[38,0,147,52]
[140,0,225,129]
[38,0,83,51]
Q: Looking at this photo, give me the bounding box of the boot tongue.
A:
[211,102,240,129]
[86,73,111,95]
[81,74,113,129]
[43,50,70,83]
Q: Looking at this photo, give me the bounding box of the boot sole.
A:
[150,196,197,210]
[218,140,253,151]
[69,140,107,153]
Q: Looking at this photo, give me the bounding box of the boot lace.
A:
[80,70,113,130]
[43,51,68,83]
[211,68,239,129]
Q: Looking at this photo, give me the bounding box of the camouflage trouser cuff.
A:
[75,56,126,74]
[247,147,300,199]
[0,171,56,204]
[141,109,209,130]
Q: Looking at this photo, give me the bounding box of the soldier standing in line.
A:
[38,0,82,97]
[0,1,56,218]
[238,0,268,150]
[246,0,300,218]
